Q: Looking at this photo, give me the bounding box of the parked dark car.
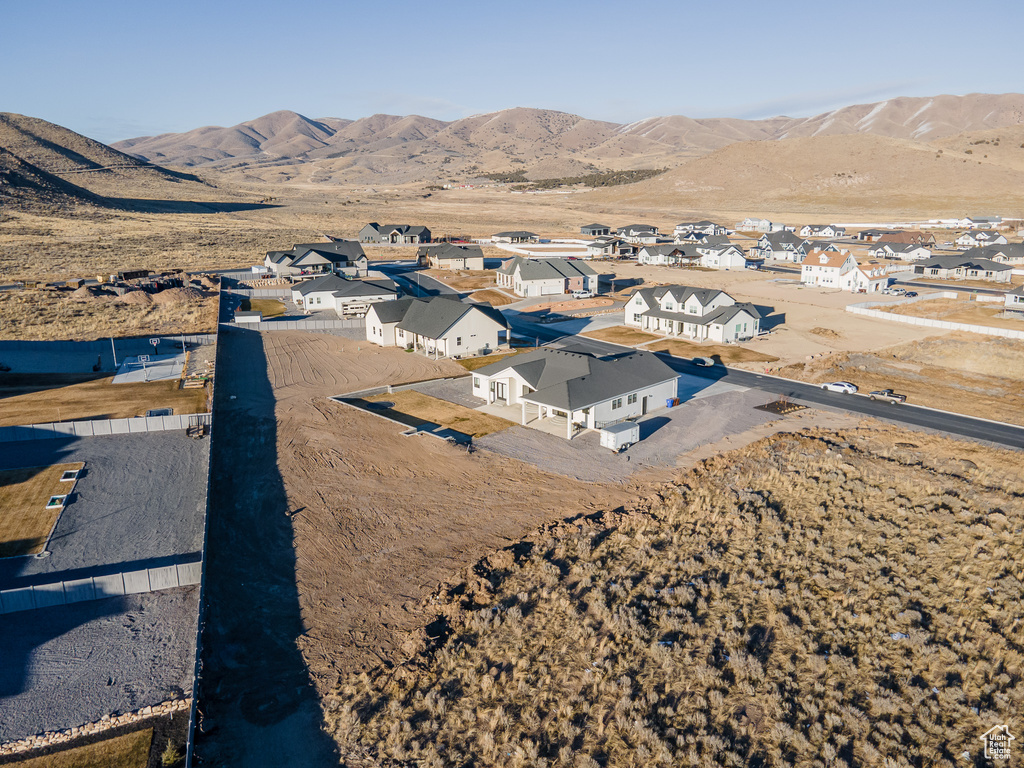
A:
[904,291,918,297]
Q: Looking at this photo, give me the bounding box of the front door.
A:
[495,382,507,402]
[641,396,648,415]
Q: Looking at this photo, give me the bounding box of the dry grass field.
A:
[363,390,513,438]
[647,338,780,365]
[780,332,1024,426]
[325,426,1024,767]
[580,326,661,346]
[14,728,153,768]
[0,462,83,557]
[0,290,218,341]
[456,349,534,372]
[887,298,1024,330]
[423,269,497,291]
[0,374,209,426]
[242,298,286,318]
[467,288,515,306]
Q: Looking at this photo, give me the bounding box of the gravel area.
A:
[475,388,780,483]
[408,376,478,408]
[0,588,199,741]
[0,432,209,587]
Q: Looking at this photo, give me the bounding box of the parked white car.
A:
[570,290,594,299]
[821,381,858,394]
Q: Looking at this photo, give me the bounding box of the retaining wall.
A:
[233,317,363,332]
[846,292,1024,339]
[0,413,212,443]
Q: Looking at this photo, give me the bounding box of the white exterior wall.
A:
[700,248,747,270]
[1005,293,1024,310]
[708,310,759,343]
[365,312,399,346]
[437,311,504,356]
[516,276,564,297]
[585,378,678,428]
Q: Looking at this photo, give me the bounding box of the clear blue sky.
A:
[4,0,1022,143]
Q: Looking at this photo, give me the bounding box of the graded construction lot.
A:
[0,462,82,557]
[361,390,515,438]
[0,432,208,585]
[0,589,198,743]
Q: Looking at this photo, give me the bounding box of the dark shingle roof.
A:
[497,256,597,279]
[918,256,1012,271]
[290,240,366,261]
[372,296,507,338]
[417,243,484,260]
[295,274,397,297]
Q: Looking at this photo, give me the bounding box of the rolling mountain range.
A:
[111,93,1024,185]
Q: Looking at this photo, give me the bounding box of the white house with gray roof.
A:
[752,231,810,262]
[625,285,761,343]
[1004,285,1024,312]
[359,223,432,244]
[290,274,399,316]
[365,296,508,357]
[496,256,599,297]
[674,220,726,237]
[471,348,678,439]
[265,241,368,278]
[912,255,1013,283]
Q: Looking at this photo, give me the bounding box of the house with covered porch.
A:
[471,348,678,439]
[365,296,508,357]
[625,285,761,343]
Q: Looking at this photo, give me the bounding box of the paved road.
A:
[510,318,1024,450]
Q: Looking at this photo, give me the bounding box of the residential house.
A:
[752,231,810,262]
[798,224,846,238]
[696,241,760,270]
[875,230,935,246]
[637,244,700,267]
[586,237,637,258]
[735,217,782,233]
[868,243,932,261]
[625,285,761,343]
[470,348,678,439]
[962,244,1024,264]
[616,224,661,244]
[912,256,1013,283]
[955,230,1008,248]
[492,231,538,244]
[840,261,889,293]
[800,249,858,288]
[496,256,599,297]
[291,274,399,315]
[962,216,1003,229]
[358,223,432,244]
[856,228,901,242]
[365,296,508,357]
[580,223,612,237]
[417,243,485,270]
[264,240,368,278]
[805,241,845,254]
[674,220,726,237]
[1004,285,1024,312]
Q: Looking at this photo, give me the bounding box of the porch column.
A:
[566,412,573,440]
[521,400,527,425]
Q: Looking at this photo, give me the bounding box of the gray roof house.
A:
[358,223,432,244]
[365,296,508,358]
[963,243,1024,264]
[470,348,679,439]
[290,274,398,315]
[264,240,368,278]
[416,243,485,270]
[625,285,762,343]
[496,256,599,297]
[913,255,1013,282]
[492,231,538,243]
[580,223,612,237]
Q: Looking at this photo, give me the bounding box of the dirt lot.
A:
[423,268,496,291]
[779,332,1024,425]
[361,390,514,438]
[580,325,660,345]
[467,288,515,306]
[887,297,1024,329]
[647,338,780,364]
[529,296,615,313]
[0,462,81,557]
[0,374,208,427]
[243,298,286,318]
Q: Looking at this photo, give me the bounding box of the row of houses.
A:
[800,250,890,292]
[623,285,761,343]
[496,256,599,297]
[265,240,368,278]
[635,242,762,270]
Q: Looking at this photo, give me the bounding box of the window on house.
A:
[473,377,481,388]
[627,394,637,405]
[611,398,622,410]
[632,314,642,323]
[456,337,462,346]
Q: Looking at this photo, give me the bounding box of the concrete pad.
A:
[109,419,130,435]
[112,353,185,384]
[93,573,126,598]
[122,569,151,594]
[32,582,66,608]
[176,561,202,586]
[73,421,95,437]
[0,587,36,614]
[148,565,180,591]
[63,578,96,603]
[91,420,112,436]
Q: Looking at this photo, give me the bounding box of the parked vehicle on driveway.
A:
[821,381,858,394]
[570,290,593,299]
[904,291,918,298]
[869,389,907,404]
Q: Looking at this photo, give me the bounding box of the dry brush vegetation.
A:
[325,427,1023,767]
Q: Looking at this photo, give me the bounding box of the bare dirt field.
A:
[0,374,208,427]
[326,425,1024,767]
[647,338,780,364]
[887,297,1024,329]
[529,297,615,313]
[467,288,515,306]
[422,269,496,291]
[0,462,81,557]
[361,390,514,438]
[778,332,1024,425]
[581,325,660,345]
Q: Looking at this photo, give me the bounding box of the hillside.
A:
[580,132,1024,218]
[111,93,1024,186]
[0,146,105,211]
